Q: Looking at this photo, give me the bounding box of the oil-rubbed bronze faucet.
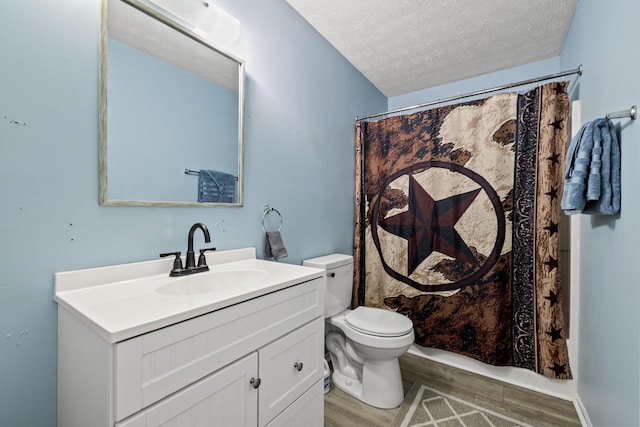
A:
[160,223,216,277]
[186,223,210,269]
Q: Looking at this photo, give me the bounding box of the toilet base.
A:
[331,357,404,409]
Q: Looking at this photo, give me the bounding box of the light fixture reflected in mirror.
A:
[145,0,240,47]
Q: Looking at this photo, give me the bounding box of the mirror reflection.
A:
[100,0,245,206]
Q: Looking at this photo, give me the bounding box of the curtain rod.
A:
[357,65,583,122]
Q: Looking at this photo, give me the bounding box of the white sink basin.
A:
[54,248,325,342]
[156,269,269,295]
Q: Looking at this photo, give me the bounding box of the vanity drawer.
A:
[114,278,322,422]
[258,317,324,427]
[266,380,324,427]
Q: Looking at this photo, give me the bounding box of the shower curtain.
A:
[354,82,571,379]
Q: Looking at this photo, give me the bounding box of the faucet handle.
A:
[160,251,183,273]
[198,247,217,267]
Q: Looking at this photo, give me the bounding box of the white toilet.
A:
[303,254,415,409]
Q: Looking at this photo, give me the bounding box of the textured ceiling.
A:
[286,0,578,97]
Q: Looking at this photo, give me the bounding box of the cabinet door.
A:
[117,353,258,427]
[266,380,324,427]
[258,318,324,427]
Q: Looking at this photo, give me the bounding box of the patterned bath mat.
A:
[391,383,535,427]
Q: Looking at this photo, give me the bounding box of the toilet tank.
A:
[303,254,353,317]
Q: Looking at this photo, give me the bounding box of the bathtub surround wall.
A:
[0,1,384,426]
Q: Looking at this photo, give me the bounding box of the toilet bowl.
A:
[326,307,414,408]
[303,254,415,409]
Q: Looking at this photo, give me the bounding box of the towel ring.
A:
[262,206,283,232]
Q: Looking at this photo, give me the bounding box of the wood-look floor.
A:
[324,353,582,427]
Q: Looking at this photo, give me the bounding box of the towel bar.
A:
[605,105,637,120]
[184,169,238,180]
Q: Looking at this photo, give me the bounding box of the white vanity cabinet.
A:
[56,253,325,427]
[114,317,324,427]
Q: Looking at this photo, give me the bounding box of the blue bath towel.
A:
[198,170,236,203]
[561,118,620,215]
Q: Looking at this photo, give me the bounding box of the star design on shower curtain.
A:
[545,186,559,200]
[549,117,564,130]
[546,327,563,342]
[543,221,559,237]
[547,152,561,165]
[550,362,567,377]
[379,175,481,276]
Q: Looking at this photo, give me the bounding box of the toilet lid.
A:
[345,306,413,337]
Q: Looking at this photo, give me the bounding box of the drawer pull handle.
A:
[327,272,336,278]
[250,377,261,389]
[294,362,304,372]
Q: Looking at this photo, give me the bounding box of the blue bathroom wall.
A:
[0,1,385,426]
[560,0,640,425]
[388,57,560,110]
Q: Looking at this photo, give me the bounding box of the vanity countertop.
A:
[54,248,324,343]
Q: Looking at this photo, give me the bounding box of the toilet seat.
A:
[345,306,413,337]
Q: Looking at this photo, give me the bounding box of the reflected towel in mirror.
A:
[198,170,236,203]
